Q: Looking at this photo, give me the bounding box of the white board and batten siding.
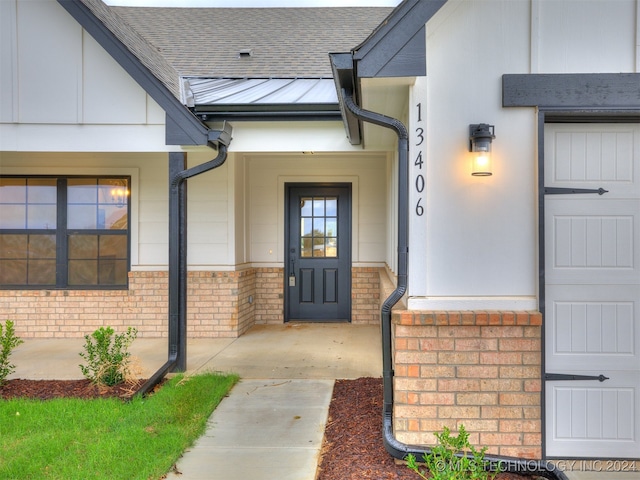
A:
[544,124,640,458]
[0,0,167,153]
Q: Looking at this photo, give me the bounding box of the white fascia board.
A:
[0,124,181,152]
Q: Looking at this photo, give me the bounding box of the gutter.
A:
[137,125,233,397]
[339,91,567,480]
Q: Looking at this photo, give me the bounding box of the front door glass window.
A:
[300,196,337,258]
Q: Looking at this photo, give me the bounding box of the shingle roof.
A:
[79,0,393,112]
[110,6,392,79]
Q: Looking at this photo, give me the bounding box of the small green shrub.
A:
[0,320,23,385]
[406,424,501,480]
[79,326,138,387]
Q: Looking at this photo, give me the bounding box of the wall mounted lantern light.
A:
[469,123,495,176]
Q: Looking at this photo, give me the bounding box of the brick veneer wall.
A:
[253,266,382,325]
[254,268,284,324]
[0,266,384,338]
[1,270,256,338]
[392,310,542,458]
[352,267,381,324]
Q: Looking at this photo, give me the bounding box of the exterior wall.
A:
[352,267,381,324]
[393,310,542,458]
[0,270,252,338]
[246,153,389,266]
[399,0,639,458]
[0,266,383,337]
[250,267,383,325]
[254,267,284,325]
[408,0,639,310]
[1,0,170,153]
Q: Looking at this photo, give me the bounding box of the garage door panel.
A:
[546,285,639,371]
[545,124,640,197]
[545,199,639,284]
[546,372,640,458]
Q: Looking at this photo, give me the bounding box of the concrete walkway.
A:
[8,324,638,480]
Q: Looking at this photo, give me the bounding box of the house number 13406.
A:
[414,103,424,216]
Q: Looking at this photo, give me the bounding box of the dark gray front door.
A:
[285,184,351,321]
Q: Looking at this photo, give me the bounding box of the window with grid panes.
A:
[0,177,130,288]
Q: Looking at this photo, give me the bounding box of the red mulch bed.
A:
[316,377,544,480]
[0,378,148,401]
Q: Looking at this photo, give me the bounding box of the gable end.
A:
[59,0,210,146]
[353,0,446,78]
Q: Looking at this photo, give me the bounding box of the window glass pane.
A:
[325,218,337,237]
[98,179,129,206]
[27,205,56,229]
[68,205,97,229]
[0,260,26,284]
[68,178,97,203]
[300,197,312,216]
[101,206,127,230]
[0,178,26,203]
[312,198,324,216]
[301,237,312,258]
[301,217,312,237]
[28,235,55,259]
[69,235,98,259]
[325,197,337,216]
[0,205,26,229]
[313,218,325,236]
[99,259,127,285]
[326,237,337,257]
[28,260,56,285]
[313,237,325,257]
[68,260,98,285]
[99,235,127,259]
[27,178,56,203]
[0,235,27,259]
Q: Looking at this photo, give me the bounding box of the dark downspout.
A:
[340,91,567,480]
[137,142,229,396]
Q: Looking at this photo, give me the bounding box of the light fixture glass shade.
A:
[469,124,495,176]
[471,143,492,176]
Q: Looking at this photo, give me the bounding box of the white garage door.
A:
[544,123,640,458]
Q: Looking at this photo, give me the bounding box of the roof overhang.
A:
[331,0,448,145]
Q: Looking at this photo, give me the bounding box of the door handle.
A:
[289,250,296,287]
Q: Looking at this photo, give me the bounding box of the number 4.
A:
[414,151,423,169]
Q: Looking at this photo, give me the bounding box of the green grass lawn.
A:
[0,372,238,480]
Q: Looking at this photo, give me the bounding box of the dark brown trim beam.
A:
[503,73,640,109]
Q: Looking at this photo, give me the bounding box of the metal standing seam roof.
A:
[183,77,338,107]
